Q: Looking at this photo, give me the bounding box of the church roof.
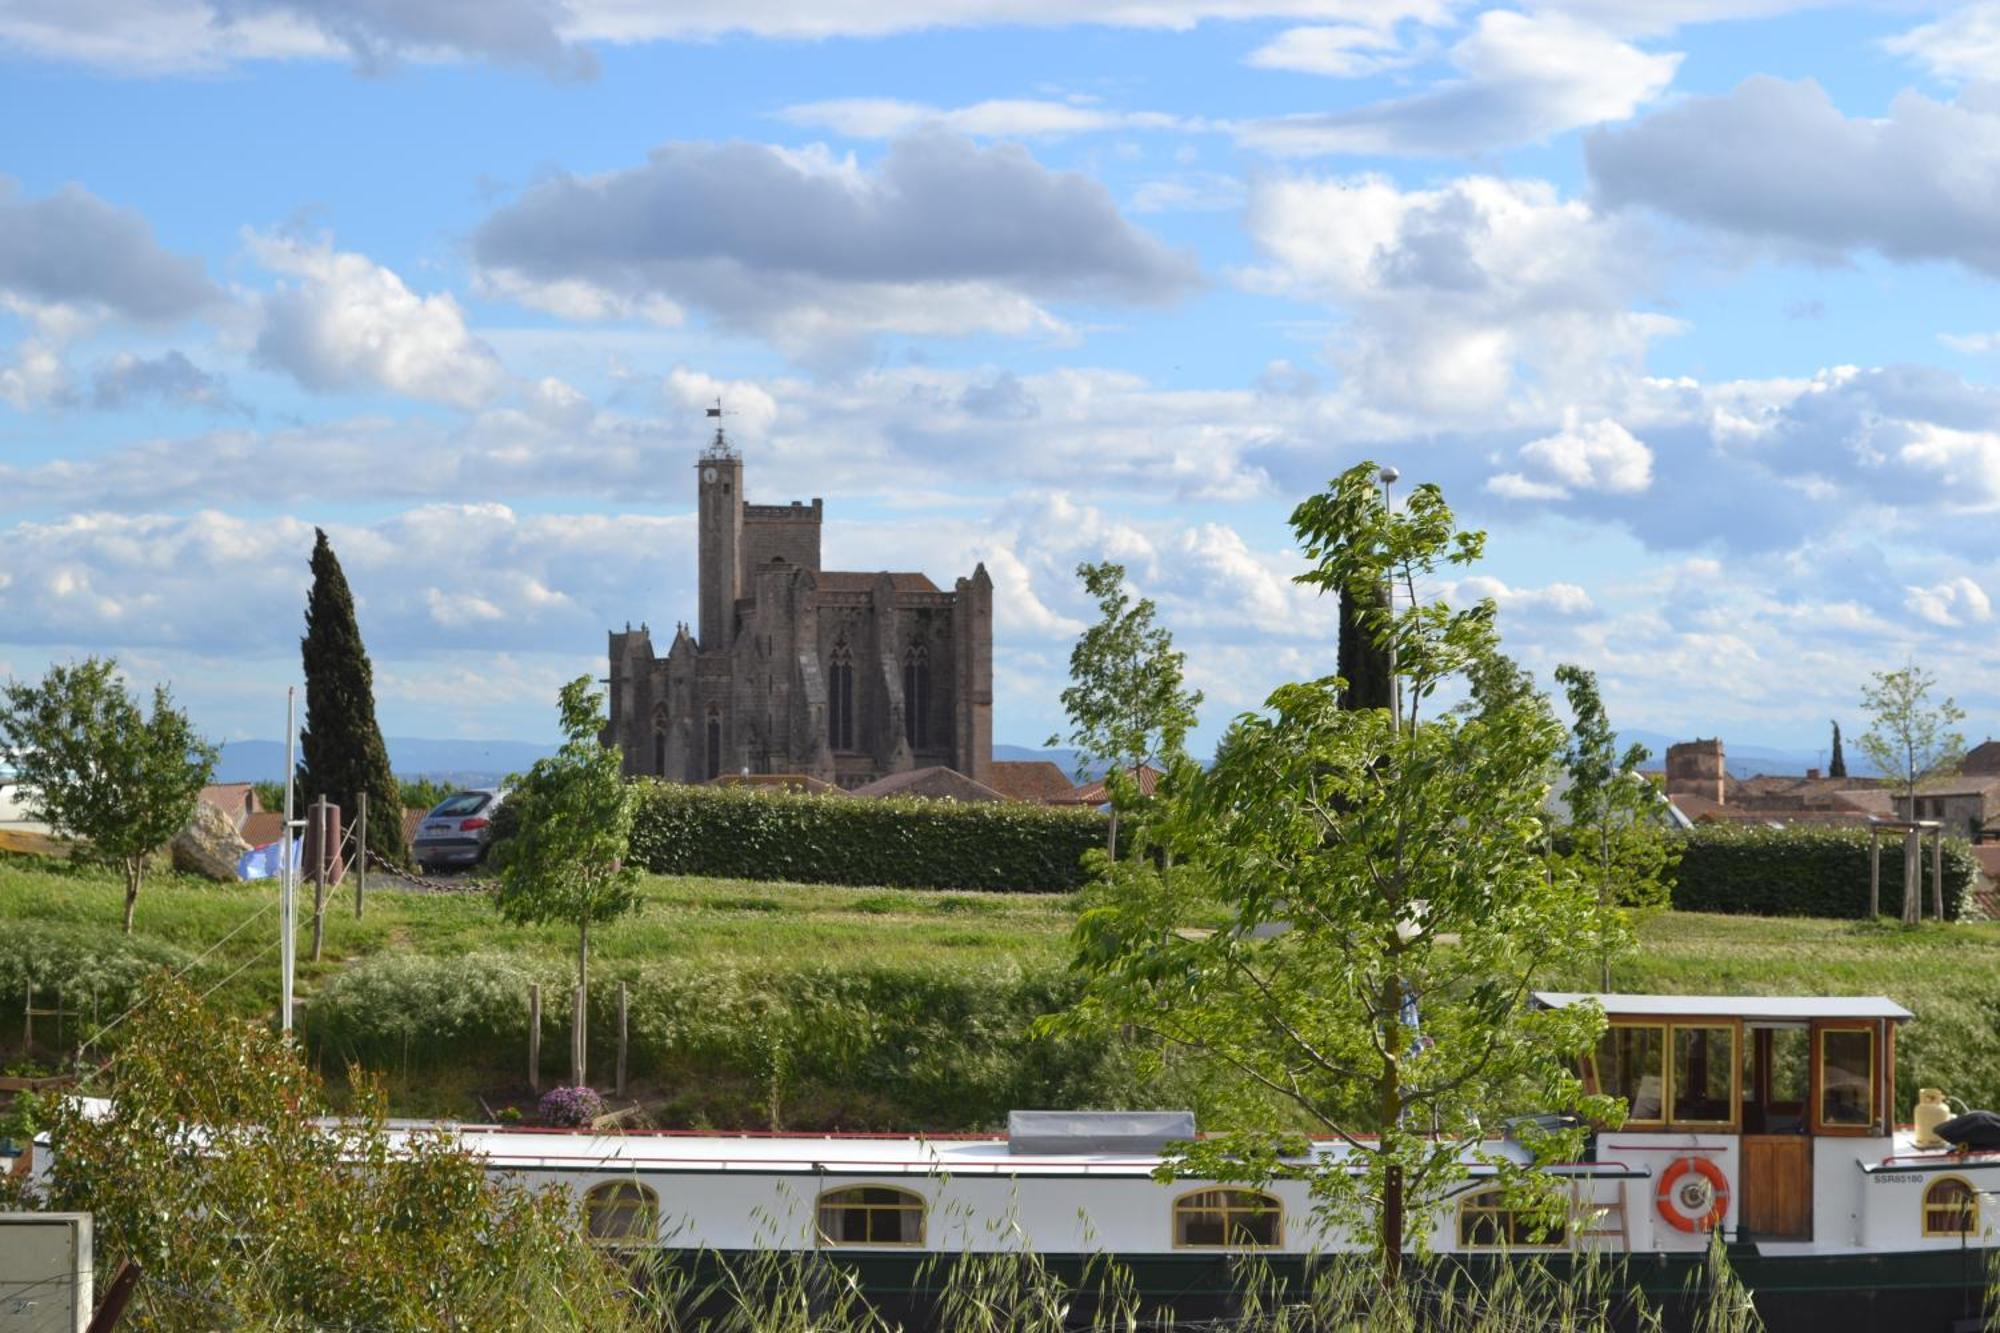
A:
[815,571,940,593]
[987,761,1079,804]
[850,767,1008,803]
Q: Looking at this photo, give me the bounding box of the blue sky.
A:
[3,0,1999,760]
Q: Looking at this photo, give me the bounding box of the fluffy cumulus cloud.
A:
[1239,11,1680,156]
[1587,77,2000,275]
[1883,3,2000,84]
[0,178,215,323]
[249,232,508,407]
[1904,575,1993,627]
[473,136,1196,355]
[1240,172,1665,417]
[1489,415,1653,499]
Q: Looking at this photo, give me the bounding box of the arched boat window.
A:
[1457,1187,1567,1250]
[584,1180,658,1245]
[1924,1176,1978,1237]
[817,1185,926,1246]
[1173,1188,1282,1249]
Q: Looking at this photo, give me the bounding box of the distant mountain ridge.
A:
[214,737,559,787]
[1617,730,1884,779]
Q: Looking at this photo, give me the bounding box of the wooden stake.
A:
[355,790,368,920]
[310,799,328,963]
[528,983,541,1093]
[86,1258,142,1333]
[1869,825,1881,918]
[1933,827,1945,921]
[616,981,629,1098]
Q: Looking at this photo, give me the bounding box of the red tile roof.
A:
[849,767,1008,802]
[814,571,940,594]
[1061,763,1166,806]
[986,760,1078,804]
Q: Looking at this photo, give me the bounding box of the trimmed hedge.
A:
[1671,824,1980,920]
[625,782,1109,892]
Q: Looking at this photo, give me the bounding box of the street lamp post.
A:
[1378,466,1401,732]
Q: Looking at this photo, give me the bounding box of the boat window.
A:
[817,1186,926,1246]
[1671,1025,1737,1126]
[1818,1028,1875,1129]
[584,1180,658,1244]
[1594,1024,1667,1124]
[1924,1177,1978,1237]
[1173,1189,1283,1248]
[1457,1188,1567,1250]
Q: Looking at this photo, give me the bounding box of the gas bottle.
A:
[1914,1087,1951,1148]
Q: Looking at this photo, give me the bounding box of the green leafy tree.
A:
[493,677,641,1086]
[1828,720,1847,780]
[1047,561,1203,857]
[1555,664,1678,990]
[1337,580,1393,712]
[1054,464,1620,1289]
[0,658,217,934]
[23,977,635,1330]
[1857,662,1966,810]
[298,528,406,866]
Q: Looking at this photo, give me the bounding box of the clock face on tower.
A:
[702,466,718,483]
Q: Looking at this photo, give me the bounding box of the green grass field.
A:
[6,855,2000,1127]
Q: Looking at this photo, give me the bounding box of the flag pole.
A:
[281,686,297,1035]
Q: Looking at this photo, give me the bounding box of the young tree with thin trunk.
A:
[0,658,216,933]
[1052,464,1620,1292]
[1555,664,1677,990]
[1857,662,1965,810]
[298,528,406,867]
[1047,561,1202,858]
[492,677,640,1088]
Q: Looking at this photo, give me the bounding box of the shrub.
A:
[624,782,1108,892]
[538,1084,605,1126]
[303,952,565,1069]
[1669,824,1980,919]
[0,921,189,1031]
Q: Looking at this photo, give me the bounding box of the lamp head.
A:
[1378,466,1401,486]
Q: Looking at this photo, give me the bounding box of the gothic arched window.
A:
[902,645,931,750]
[705,712,722,781]
[654,728,666,777]
[828,644,855,752]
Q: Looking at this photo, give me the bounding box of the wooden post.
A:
[1902,828,1921,926]
[1869,825,1881,918]
[1933,826,1946,921]
[616,981,629,1098]
[310,799,328,963]
[528,983,542,1093]
[570,985,585,1087]
[85,1258,142,1333]
[355,790,368,920]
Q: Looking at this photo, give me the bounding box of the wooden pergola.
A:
[1867,817,1946,923]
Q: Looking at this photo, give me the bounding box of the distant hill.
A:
[214,737,558,787]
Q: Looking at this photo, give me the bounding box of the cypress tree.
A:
[298,529,406,866]
[1336,581,1394,712]
[1829,719,1847,779]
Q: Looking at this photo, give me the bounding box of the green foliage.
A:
[1828,720,1847,780]
[299,527,408,865]
[1857,660,1966,803]
[250,779,286,813]
[1337,580,1394,712]
[397,774,456,813]
[626,782,1109,891]
[493,676,640,1085]
[303,951,563,1068]
[31,977,639,1331]
[1555,664,1679,988]
[1046,560,1202,853]
[1057,463,1622,1280]
[0,656,217,933]
[1668,824,1978,920]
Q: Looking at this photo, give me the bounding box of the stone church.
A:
[605,433,994,789]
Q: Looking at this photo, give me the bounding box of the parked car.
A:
[412,789,506,873]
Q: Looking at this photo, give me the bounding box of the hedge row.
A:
[625,782,1110,892]
[1670,824,1980,920]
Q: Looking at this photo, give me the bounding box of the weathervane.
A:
[702,397,740,460]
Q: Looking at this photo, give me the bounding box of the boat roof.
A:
[1533,992,1912,1022]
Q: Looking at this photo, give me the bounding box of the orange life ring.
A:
[1656,1155,1730,1233]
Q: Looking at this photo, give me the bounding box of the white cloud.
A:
[1246,23,1419,78]
[1884,4,2000,84]
[473,135,1195,358]
[248,231,508,408]
[1904,575,1993,627]
[0,339,71,410]
[1453,575,1595,615]
[1588,77,2000,276]
[778,98,1196,140]
[1500,415,1654,497]
[1131,172,1246,213]
[1941,331,2000,355]
[0,177,215,323]
[1238,11,1681,156]
[1240,172,1665,415]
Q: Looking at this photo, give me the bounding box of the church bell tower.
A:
[696,406,743,652]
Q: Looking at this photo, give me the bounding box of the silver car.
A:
[413,788,506,873]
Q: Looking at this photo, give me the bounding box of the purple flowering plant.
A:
[538,1084,605,1127]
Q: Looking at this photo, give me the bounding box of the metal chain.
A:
[360,849,496,895]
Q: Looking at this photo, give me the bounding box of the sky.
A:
[2,0,1999,760]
